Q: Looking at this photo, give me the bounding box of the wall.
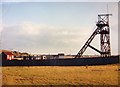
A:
[2,56,119,66]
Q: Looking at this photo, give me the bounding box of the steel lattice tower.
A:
[75,14,112,58]
[97,14,112,57]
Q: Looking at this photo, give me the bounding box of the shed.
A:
[2,52,14,60]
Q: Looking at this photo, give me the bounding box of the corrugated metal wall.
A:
[2,56,119,66]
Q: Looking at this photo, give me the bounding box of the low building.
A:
[1,51,14,60]
[58,53,64,59]
[44,53,65,59]
[21,52,29,60]
[12,51,21,58]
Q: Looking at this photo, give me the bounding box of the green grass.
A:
[2,65,119,85]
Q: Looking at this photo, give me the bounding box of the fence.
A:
[2,56,119,66]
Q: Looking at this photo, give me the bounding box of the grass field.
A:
[2,64,119,85]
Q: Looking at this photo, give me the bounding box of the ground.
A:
[1,64,119,86]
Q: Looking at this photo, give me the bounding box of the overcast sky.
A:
[0,2,118,55]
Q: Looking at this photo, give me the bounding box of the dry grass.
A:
[0,67,2,86]
[2,64,119,85]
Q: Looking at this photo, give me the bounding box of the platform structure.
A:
[75,14,112,58]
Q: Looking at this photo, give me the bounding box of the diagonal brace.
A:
[88,45,102,54]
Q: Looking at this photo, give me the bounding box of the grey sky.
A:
[0,2,118,55]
